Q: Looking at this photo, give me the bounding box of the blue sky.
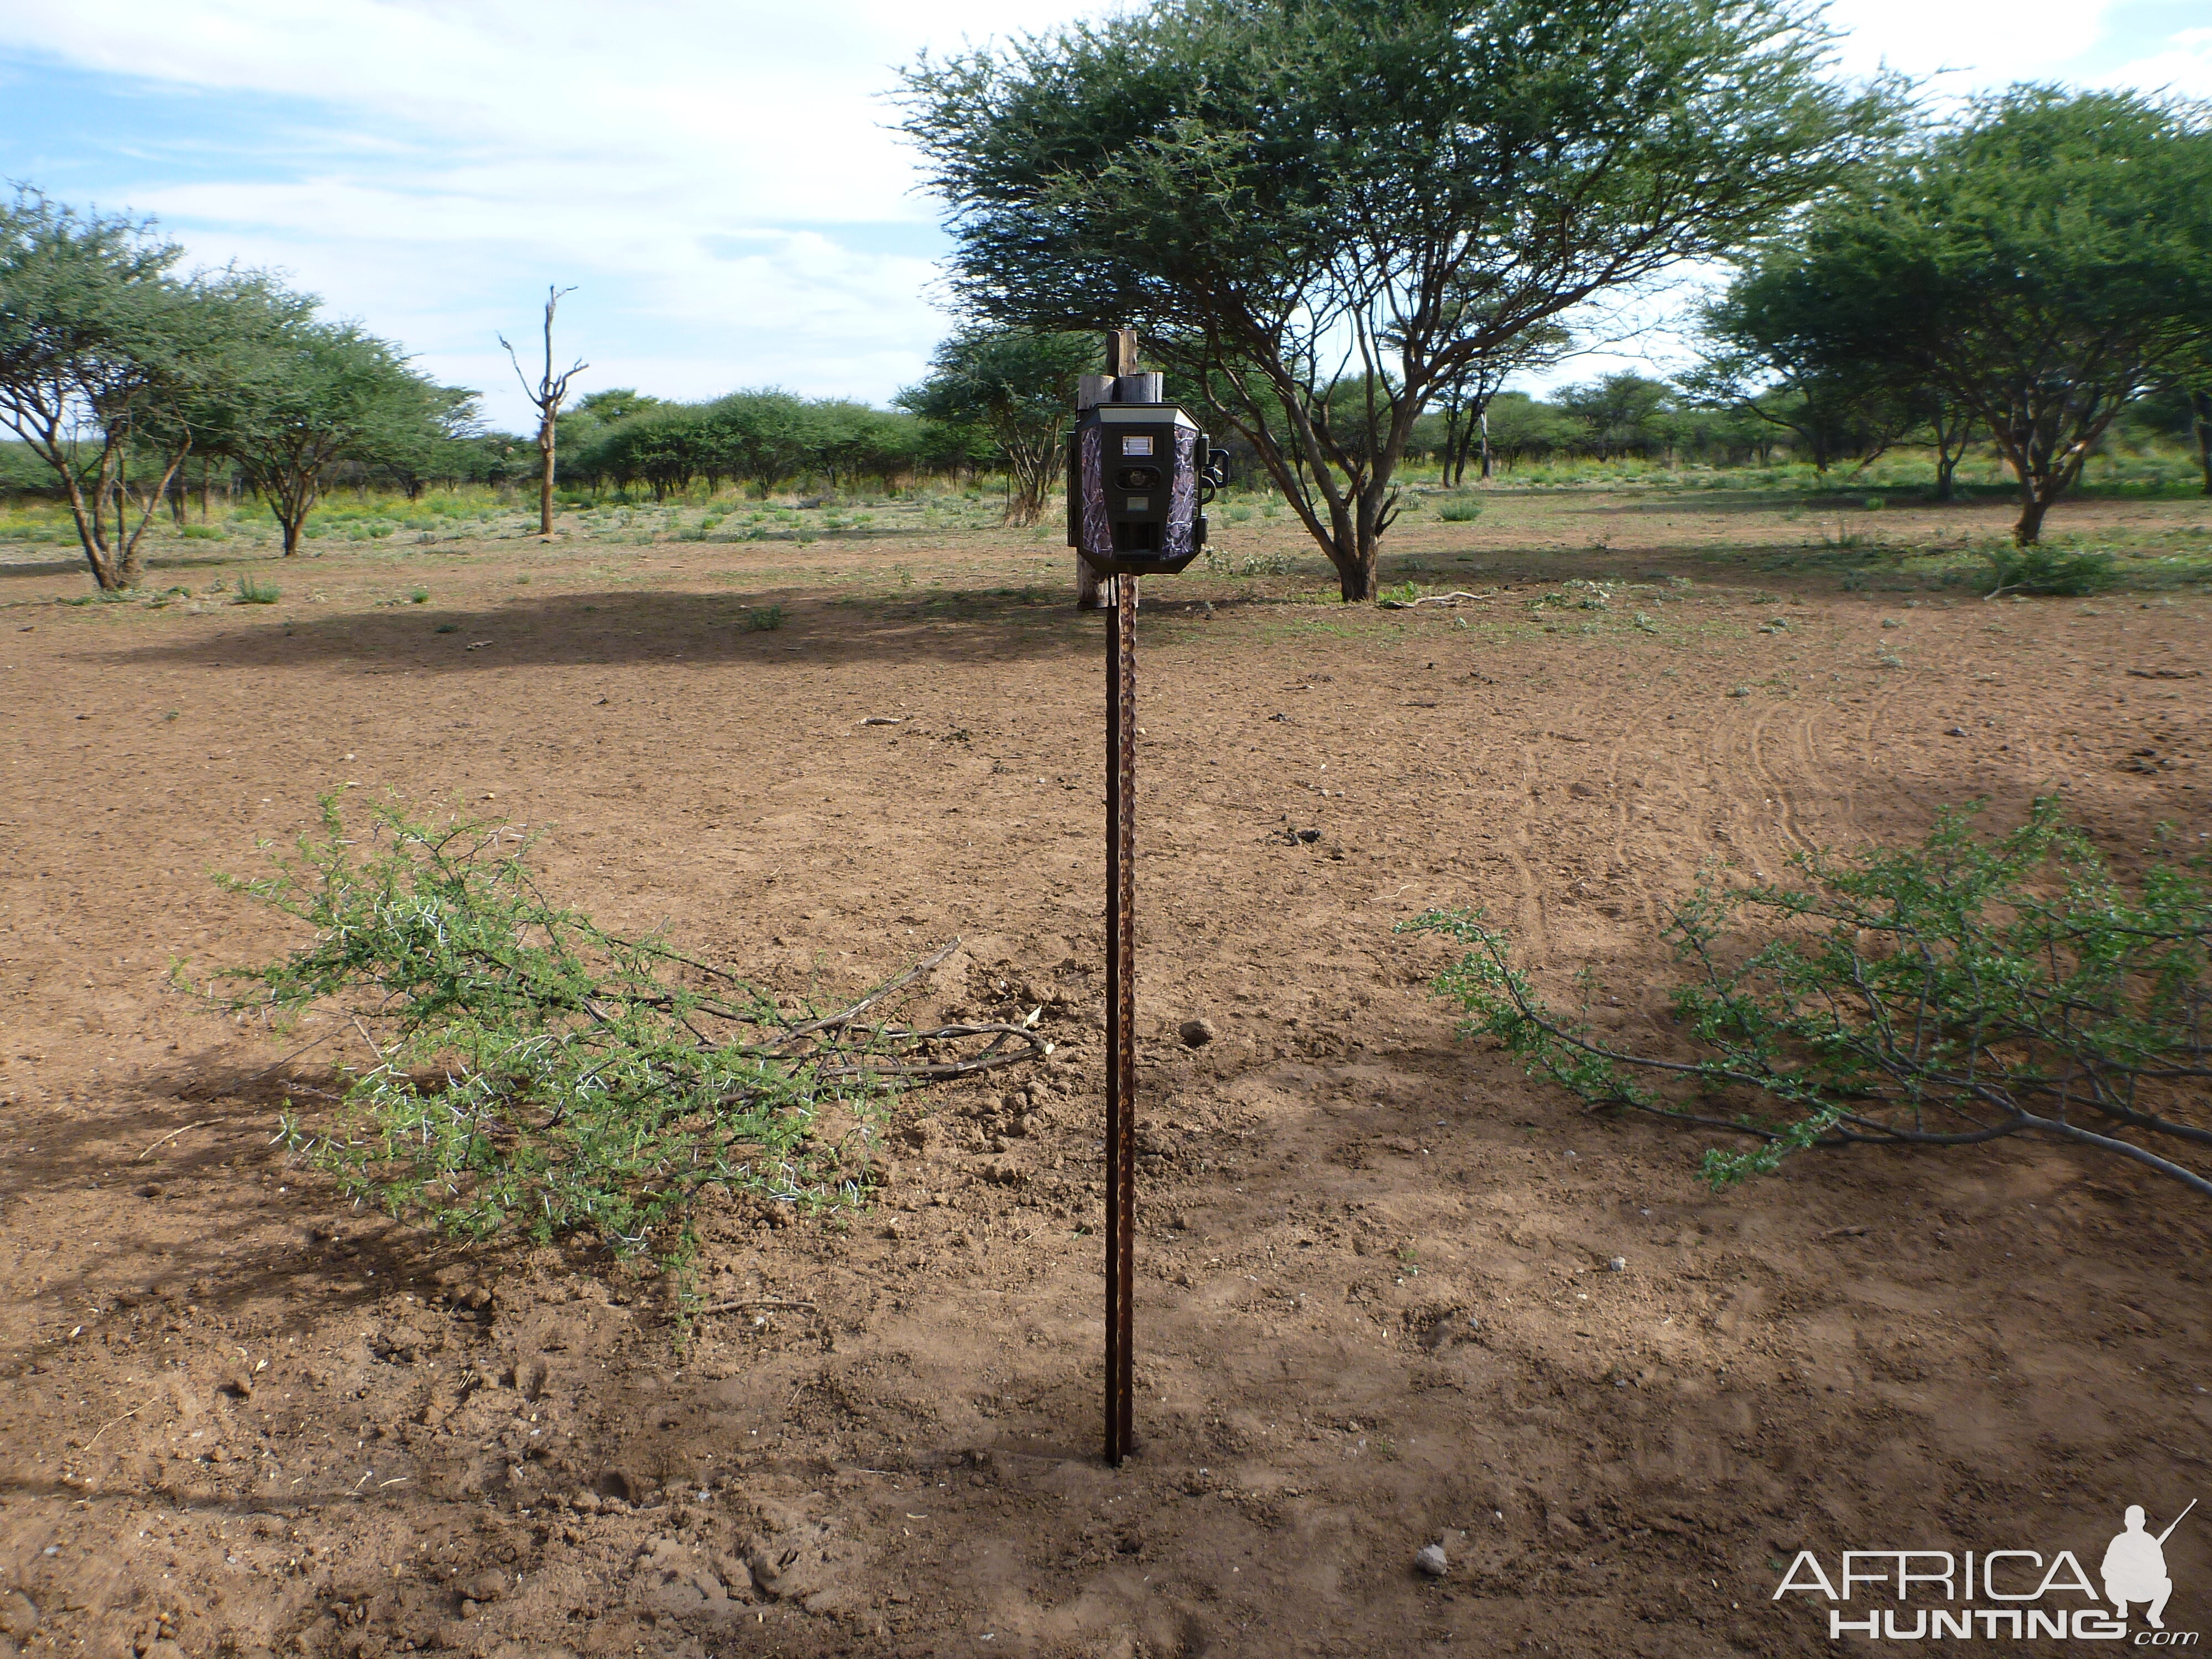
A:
[2,0,2205,431]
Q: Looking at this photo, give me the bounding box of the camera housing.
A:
[1067,401,1228,577]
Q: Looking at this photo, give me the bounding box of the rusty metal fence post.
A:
[1073,327,1209,1467]
[1103,572,1139,1465]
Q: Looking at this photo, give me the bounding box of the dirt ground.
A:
[3,484,2209,1659]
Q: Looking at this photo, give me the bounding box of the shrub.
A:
[746,604,786,631]
[234,576,280,604]
[203,797,1044,1273]
[1984,545,2118,597]
[1405,799,2210,1197]
[1438,497,1484,522]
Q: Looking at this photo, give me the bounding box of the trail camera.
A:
[1068,399,1229,577]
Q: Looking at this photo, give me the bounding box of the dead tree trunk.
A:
[500,286,587,541]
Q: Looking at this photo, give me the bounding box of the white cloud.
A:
[3,0,1097,424]
[1820,0,2128,88]
[2098,27,2212,98]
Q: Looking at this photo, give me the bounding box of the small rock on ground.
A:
[1415,1545,1449,1578]
[1178,1018,1217,1047]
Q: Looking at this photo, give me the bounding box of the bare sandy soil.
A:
[2,485,2209,1659]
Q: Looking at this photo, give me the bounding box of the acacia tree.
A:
[212,321,457,556]
[365,384,486,499]
[703,390,824,497]
[0,190,269,590]
[1553,373,1677,462]
[812,401,923,492]
[499,285,586,539]
[900,0,1896,599]
[591,403,705,499]
[1724,90,2212,544]
[896,326,1097,525]
[1687,267,1923,476]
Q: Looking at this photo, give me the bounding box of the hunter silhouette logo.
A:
[2106,1501,2193,1630]
[1771,1499,2199,1642]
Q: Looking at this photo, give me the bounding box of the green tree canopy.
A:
[357,382,486,499]
[702,390,825,496]
[568,392,927,498]
[1554,373,1676,461]
[1712,88,2212,541]
[205,318,460,556]
[0,189,296,588]
[585,401,708,498]
[896,327,1098,525]
[1477,391,1579,467]
[1687,268,1928,480]
[900,0,1899,597]
[571,388,662,425]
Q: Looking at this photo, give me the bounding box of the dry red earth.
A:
[2,487,2209,1658]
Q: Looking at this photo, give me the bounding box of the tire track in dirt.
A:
[1501,736,1551,955]
[1692,698,1818,880]
[1803,691,1860,844]
[1747,702,1823,858]
[1594,673,1712,933]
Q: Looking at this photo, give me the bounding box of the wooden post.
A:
[1078,331,1159,610]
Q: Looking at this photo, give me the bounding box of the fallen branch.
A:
[1404,796,2211,1199]
[807,1020,1045,1083]
[203,797,1046,1275]
[766,940,964,1048]
[138,1121,209,1161]
[1380,590,1493,609]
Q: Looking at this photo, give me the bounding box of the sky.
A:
[2,0,2206,431]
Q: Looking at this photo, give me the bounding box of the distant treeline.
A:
[547,389,955,497]
[1401,377,2206,481]
[6,370,2200,512]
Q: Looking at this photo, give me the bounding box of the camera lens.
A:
[1115,466,1162,491]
